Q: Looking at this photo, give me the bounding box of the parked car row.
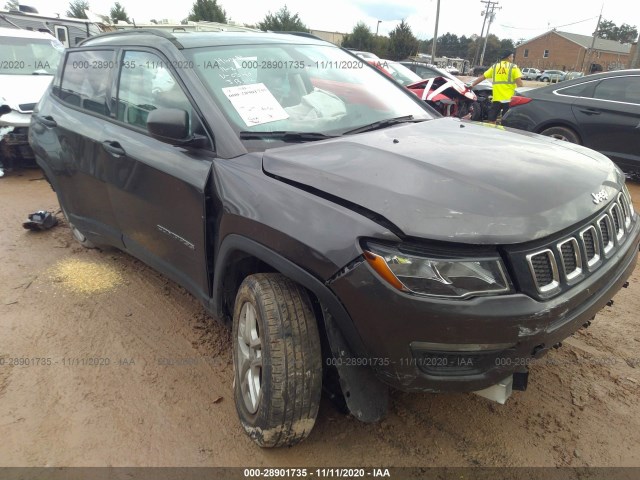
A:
[519,68,585,83]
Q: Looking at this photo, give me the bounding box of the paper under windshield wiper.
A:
[343,115,425,135]
[239,131,338,142]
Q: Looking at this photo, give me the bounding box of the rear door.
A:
[572,75,640,169]
[104,49,214,300]
[34,48,123,246]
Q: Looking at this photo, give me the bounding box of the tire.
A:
[469,101,483,121]
[540,126,581,144]
[543,78,549,82]
[232,273,322,448]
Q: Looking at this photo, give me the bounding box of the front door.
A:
[104,49,214,300]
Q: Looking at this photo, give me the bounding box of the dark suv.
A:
[30,29,640,448]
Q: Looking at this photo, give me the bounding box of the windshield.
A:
[0,36,64,75]
[377,61,422,86]
[183,43,433,150]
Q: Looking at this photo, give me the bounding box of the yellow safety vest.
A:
[484,61,522,102]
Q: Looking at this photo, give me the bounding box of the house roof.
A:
[518,30,631,55]
[557,31,631,54]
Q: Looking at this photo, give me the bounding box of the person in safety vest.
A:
[469,49,523,123]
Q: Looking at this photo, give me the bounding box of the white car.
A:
[521,67,541,80]
[349,50,380,60]
[0,27,63,174]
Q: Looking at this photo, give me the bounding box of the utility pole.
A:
[431,0,440,64]
[631,33,640,69]
[582,6,603,73]
[472,0,491,67]
[479,1,500,66]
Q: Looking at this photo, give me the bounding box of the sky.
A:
[16,0,640,43]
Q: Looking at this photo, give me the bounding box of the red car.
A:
[370,60,481,119]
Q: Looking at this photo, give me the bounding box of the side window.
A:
[623,77,640,104]
[594,77,640,104]
[558,82,594,98]
[57,50,114,116]
[54,26,69,48]
[117,50,194,131]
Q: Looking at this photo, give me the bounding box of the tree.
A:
[387,20,418,61]
[371,35,389,59]
[258,5,308,33]
[188,0,227,23]
[110,2,130,23]
[596,19,638,44]
[342,22,375,52]
[66,0,89,19]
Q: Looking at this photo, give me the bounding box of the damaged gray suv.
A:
[30,29,639,447]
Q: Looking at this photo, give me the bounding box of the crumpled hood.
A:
[262,118,623,244]
[0,75,53,111]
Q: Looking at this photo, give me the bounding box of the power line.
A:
[499,16,597,31]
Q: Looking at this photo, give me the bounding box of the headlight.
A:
[363,243,512,299]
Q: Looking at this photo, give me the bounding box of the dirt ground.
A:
[1,168,639,468]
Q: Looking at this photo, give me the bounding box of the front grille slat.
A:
[558,238,582,280]
[610,203,625,241]
[525,192,634,296]
[580,225,601,269]
[600,216,610,246]
[527,249,559,293]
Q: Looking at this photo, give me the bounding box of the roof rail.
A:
[77,28,184,49]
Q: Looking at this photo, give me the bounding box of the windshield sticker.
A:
[222,83,289,127]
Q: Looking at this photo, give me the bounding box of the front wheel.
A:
[232,273,322,448]
[540,126,580,144]
[469,101,483,121]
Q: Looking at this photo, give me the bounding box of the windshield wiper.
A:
[342,115,425,135]
[239,131,338,142]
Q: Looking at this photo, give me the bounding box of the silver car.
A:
[538,69,566,82]
[521,67,541,80]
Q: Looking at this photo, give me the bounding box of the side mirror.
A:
[0,104,11,117]
[146,108,190,144]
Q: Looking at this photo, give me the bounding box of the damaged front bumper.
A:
[1,118,36,171]
[328,219,640,394]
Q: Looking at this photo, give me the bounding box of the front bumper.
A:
[329,218,640,393]
[1,125,35,167]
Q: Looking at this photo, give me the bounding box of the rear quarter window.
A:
[55,50,115,116]
[557,81,594,98]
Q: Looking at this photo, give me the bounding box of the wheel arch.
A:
[211,234,389,422]
[210,235,364,352]
[535,121,583,144]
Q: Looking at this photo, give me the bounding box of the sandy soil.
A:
[1,168,639,467]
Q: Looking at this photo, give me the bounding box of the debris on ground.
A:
[22,210,58,231]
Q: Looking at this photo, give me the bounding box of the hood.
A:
[0,74,53,111]
[262,118,622,244]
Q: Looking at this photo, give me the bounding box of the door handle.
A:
[102,140,126,157]
[37,115,57,127]
[578,108,600,115]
